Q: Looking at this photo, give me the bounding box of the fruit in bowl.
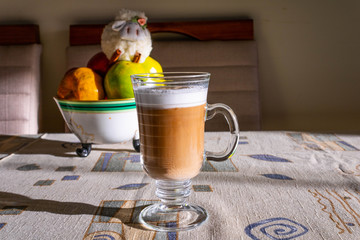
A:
[104,60,145,99]
[104,57,163,99]
[57,67,105,101]
[55,9,164,156]
[87,52,110,77]
[142,56,163,74]
[55,52,163,156]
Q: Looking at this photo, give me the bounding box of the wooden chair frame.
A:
[0,25,40,45]
[69,19,253,45]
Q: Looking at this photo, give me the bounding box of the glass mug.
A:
[131,72,239,232]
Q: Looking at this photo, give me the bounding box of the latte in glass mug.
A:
[135,86,207,181]
[132,72,239,232]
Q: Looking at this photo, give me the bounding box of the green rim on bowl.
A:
[55,98,136,113]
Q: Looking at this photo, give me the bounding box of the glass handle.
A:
[205,103,240,162]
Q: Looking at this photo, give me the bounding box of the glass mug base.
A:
[139,203,208,232]
[139,179,208,232]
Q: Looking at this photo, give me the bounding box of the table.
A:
[0,132,359,239]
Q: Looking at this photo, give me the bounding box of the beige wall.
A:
[1,0,359,133]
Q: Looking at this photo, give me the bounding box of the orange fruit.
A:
[57,67,105,100]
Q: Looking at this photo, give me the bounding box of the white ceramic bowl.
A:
[54,97,139,156]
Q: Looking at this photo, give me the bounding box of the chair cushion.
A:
[0,44,41,134]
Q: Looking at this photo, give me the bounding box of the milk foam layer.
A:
[134,86,207,109]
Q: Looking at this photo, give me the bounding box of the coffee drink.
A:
[135,87,207,181]
[132,73,239,232]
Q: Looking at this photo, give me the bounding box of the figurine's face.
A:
[112,19,150,41]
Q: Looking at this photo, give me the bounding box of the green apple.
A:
[104,61,146,99]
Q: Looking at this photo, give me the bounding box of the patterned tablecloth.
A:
[0,132,360,240]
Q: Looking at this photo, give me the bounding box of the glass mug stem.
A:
[156,179,191,205]
[206,103,240,161]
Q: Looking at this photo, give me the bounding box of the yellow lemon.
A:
[141,57,165,83]
[141,56,163,73]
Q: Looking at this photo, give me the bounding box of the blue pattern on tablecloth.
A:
[0,223,5,231]
[0,206,27,215]
[193,185,213,192]
[250,154,291,162]
[129,154,140,162]
[262,174,293,180]
[61,175,80,181]
[166,222,177,240]
[92,233,115,240]
[34,179,55,186]
[115,183,148,190]
[16,164,41,171]
[245,217,308,240]
[56,166,76,172]
[337,141,359,151]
